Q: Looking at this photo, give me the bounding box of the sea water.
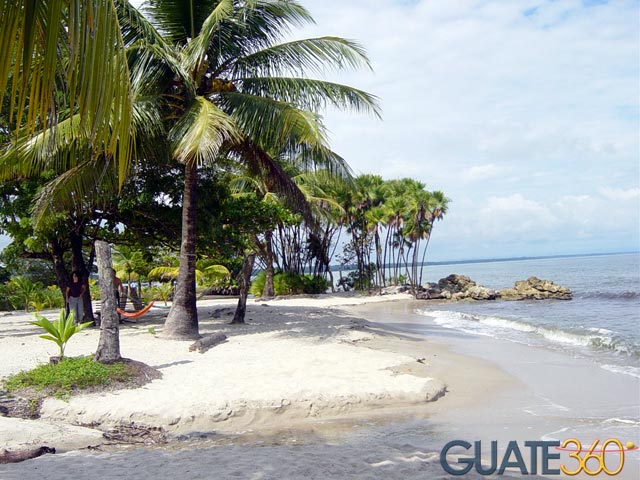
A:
[415,253,640,379]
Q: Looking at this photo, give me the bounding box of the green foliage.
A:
[249,270,266,297]
[273,272,304,295]
[337,265,376,292]
[251,271,328,296]
[7,276,43,311]
[148,283,174,306]
[0,284,12,310]
[30,309,93,359]
[3,356,133,397]
[88,278,101,301]
[301,275,330,294]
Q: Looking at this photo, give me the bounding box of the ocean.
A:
[416,253,640,379]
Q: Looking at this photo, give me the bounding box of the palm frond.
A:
[218,91,329,153]
[239,77,381,118]
[148,266,179,281]
[181,0,234,77]
[115,0,169,47]
[0,0,133,186]
[230,37,372,78]
[31,157,118,226]
[229,140,313,224]
[170,96,242,166]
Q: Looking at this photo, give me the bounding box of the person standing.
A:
[66,271,86,324]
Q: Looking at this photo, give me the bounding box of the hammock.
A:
[117,301,155,319]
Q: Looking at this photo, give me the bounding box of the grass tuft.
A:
[4,356,135,397]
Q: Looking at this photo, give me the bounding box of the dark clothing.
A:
[68,282,83,298]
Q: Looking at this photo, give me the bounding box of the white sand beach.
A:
[3,293,636,479]
[0,293,491,453]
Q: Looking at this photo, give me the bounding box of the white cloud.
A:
[295,0,639,258]
[598,186,640,201]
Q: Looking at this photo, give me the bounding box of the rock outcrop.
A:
[415,274,498,301]
[414,274,571,301]
[498,276,572,300]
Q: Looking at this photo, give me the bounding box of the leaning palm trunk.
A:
[232,253,256,324]
[94,240,121,363]
[164,163,199,339]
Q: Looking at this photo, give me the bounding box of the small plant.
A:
[4,356,134,397]
[30,309,93,359]
[149,283,173,305]
[147,327,156,336]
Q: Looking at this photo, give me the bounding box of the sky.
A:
[289,0,639,261]
[1,0,638,262]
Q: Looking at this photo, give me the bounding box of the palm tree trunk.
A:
[419,230,433,286]
[232,253,256,324]
[262,230,275,298]
[164,162,199,339]
[94,240,121,363]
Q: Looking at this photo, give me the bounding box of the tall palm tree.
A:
[123,0,380,338]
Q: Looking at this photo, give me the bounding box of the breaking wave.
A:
[419,309,639,360]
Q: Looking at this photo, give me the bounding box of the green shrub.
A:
[251,272,330,296]
[4,356,133,397]
[274,272,304,295]
[43,286,65,309]
[249,270,266,297]
[148,283,173,305]
[302,275,330,294]
[7,276,42,311]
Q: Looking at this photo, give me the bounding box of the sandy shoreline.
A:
[4,293,634,478]
[0,292,500,455]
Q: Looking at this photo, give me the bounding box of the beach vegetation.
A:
[146,283,174,306]
[0,2,450,328]
[250,270,329,296]
[3,356,133,398]
[115,0,379,338]
[30,309,93,359]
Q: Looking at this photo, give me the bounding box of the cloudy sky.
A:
[291,0,639,260]
[2,0,637,262]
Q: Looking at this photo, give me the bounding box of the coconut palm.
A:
[115,0,379,338]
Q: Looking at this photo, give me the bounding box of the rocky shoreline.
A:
[406,274,572,301]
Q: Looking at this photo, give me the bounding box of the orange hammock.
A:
[117,301,155,319]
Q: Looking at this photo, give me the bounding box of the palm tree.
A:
[0,0,133,184]
[122,0,380,338]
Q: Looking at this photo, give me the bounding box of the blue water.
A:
[416,253,640,378]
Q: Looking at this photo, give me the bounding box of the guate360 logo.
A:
[440,439,638,476]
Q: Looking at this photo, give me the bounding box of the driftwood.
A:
[0,446,55,464]
[189,333,227,353]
